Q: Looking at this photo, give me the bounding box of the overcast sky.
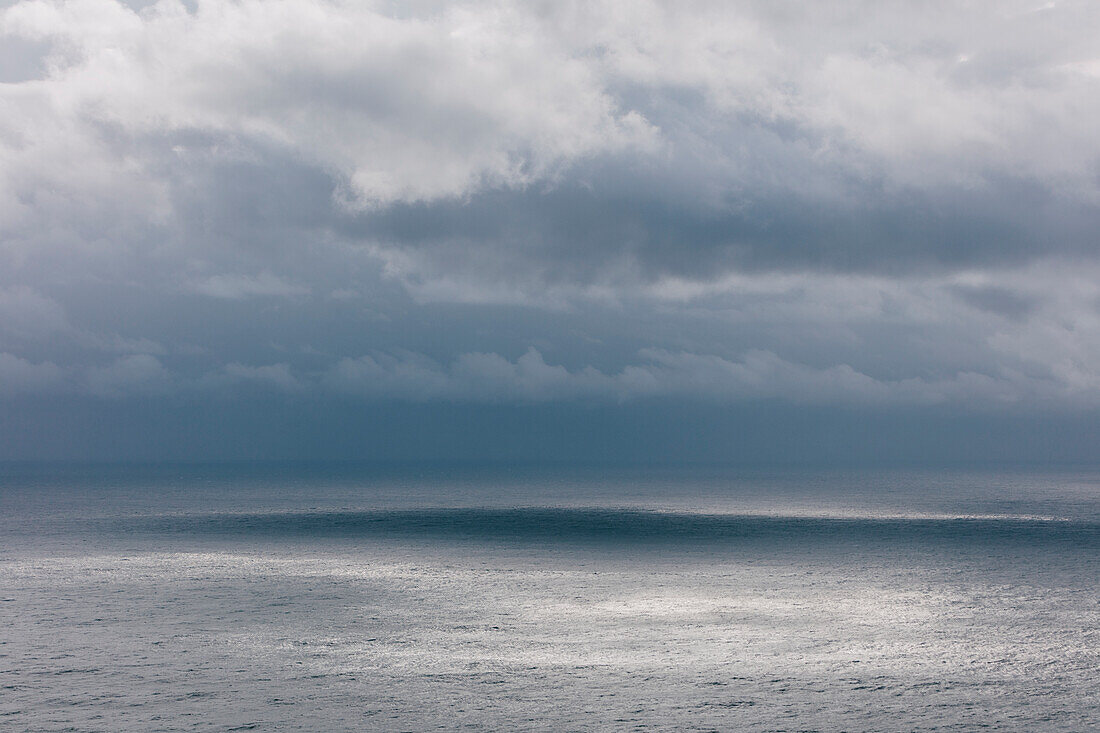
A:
[2,0,1100,461]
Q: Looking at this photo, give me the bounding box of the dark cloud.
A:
[949,284,1039,321]
[352,159,1100,283]
[1,0,1100,460]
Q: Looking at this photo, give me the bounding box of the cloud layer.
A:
[2,0,1100,443]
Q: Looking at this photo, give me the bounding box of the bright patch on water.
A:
[1,464,1098,730]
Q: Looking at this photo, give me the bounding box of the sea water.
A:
[1,463,1098,731]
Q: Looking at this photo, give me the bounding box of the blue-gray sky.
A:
[2,0,1100,462]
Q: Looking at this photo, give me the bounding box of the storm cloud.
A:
[2,0,1100,459]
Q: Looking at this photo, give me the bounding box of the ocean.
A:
[1,463,1098,731]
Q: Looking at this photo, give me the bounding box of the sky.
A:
[2,0,1100,462]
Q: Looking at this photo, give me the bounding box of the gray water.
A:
[1,463,1098,731]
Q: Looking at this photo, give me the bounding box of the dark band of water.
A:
[106,507,1100,547]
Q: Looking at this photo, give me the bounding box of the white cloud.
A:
[545,0,1100,196]
[0,0,653,210]
[4,0,1095,250]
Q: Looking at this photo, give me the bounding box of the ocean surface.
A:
[1,463,1098,731]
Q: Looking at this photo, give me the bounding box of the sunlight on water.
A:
[1,465,1098,730]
